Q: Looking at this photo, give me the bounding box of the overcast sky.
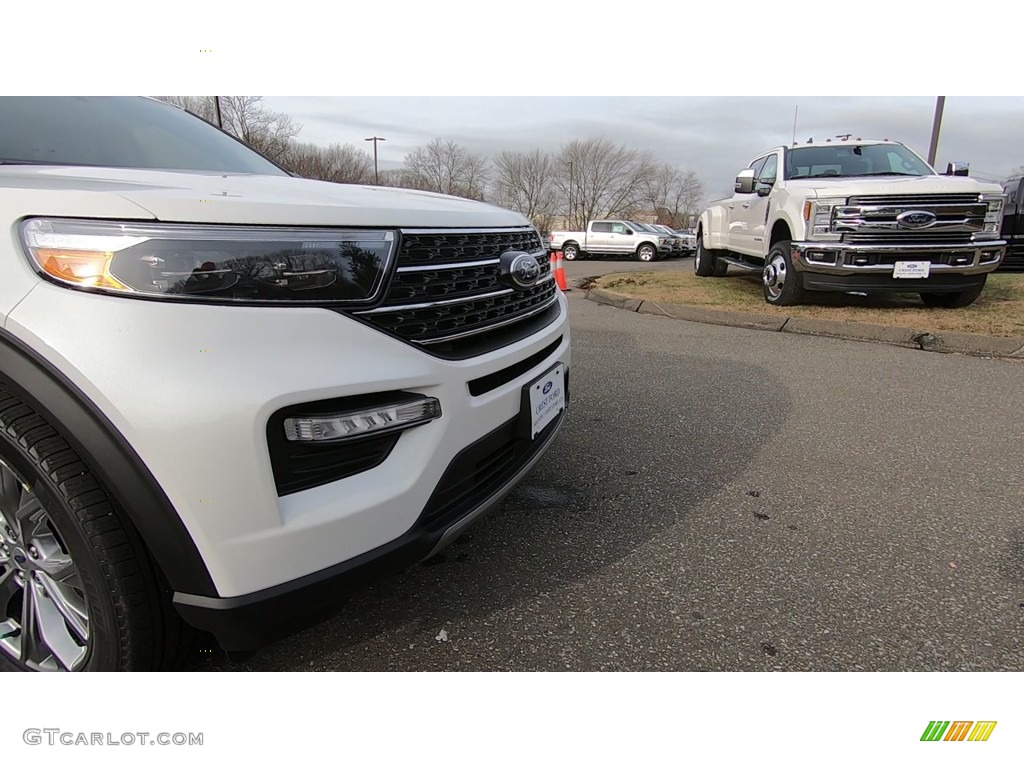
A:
[265,96,1024,200]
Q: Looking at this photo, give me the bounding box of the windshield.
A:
[785,143,933,180]
[0,97,287,175]
[629,222,656,232]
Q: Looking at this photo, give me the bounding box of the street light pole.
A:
[365,136,386,185]
[927,96,945,167]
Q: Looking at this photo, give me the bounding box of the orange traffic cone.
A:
[551,251,570,291]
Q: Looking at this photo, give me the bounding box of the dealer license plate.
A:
[527,364,565,439]
[893,261,931,279]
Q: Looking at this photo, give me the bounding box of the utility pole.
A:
[214,96,223,129]
[365,136,386,185]
[927,96,945,167]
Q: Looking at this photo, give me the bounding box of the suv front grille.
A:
[355,228,559,359]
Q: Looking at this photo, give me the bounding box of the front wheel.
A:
[762,240,806,306]
[0,390,177,671]
[920,279,986,308]
[562,243,580,261]
[636,244,657,262]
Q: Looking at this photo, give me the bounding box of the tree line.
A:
[158,96,705,231]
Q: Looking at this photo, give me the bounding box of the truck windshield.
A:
[786,143,933,180]
[0,97,287,175]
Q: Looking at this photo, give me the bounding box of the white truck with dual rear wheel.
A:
[695,139,1007,307]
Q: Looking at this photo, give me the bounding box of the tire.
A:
[0,389,182,671]
[920,279,986,308]
[762,240,806,306]
[636,243,657,262]
[694,237,728,277]
[562,243,580,261]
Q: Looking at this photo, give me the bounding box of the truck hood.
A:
[0,166,530,228]
[787,174,1003,198]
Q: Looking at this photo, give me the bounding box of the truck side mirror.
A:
[756,182,773,197]
[624,228,633,235]
[945,161,970,177]
[735,169,756,194]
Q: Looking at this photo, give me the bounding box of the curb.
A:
[584,287,1024,359]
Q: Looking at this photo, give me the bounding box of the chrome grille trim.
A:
[397,258,500,273]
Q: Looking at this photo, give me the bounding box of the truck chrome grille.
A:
[354,227,559,358]
[846,194,983,206]
[835,193,987,242]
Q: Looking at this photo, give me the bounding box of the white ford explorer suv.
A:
[0,96,571,671]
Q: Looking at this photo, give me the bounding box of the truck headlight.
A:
[19,218,398,306]
[803,198,845,241]
[978,195,1004,239]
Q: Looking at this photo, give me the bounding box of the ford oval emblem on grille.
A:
[500,251,541,290]
[896,210,937,229]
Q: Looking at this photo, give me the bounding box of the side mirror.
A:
[756,182,773,197]
[945,161,969,177]
[624,229,633,235]
[735,169,756,194]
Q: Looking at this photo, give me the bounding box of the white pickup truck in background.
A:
[695,139,1007,307]
[549,219,671,262]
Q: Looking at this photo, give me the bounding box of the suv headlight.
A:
[803,198,845,241]
[978,195,1005,238]
[19,218,398,306]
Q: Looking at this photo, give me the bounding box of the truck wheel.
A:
[562,244,580,261]
[762,240,806,306]
[636,244,656,262]
[0,390,175,671]
[920,279,986,308]
[694,239,728,277]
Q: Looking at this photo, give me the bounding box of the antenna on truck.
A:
[792,104,799,145]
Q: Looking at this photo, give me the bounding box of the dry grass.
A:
[595,269,1024,338]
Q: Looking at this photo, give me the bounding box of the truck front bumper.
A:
[791,240,1006,293]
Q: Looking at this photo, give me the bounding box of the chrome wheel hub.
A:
[0,458,90,671]
[763,254,787,299]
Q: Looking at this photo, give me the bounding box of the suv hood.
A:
[0,166,530,228]
[788,174,1003,198]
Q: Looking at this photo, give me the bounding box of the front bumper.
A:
[6,283,571,608]
[792,240,1005,275]
[175,407,569,651]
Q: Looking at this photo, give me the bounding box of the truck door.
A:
[729,156,767,252]
[607,221,634,255]
[748,154,778,254]
[587,221,614,255]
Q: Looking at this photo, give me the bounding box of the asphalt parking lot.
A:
[188,257,1024,671]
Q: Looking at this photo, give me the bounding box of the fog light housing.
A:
[284,397,441,442]
[805,250,837,265]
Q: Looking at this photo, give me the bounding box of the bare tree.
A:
[217,96,299,163]
[643,165,705,228]
[554,138,655,230]
[492,149,558,232]
[156,96,299,164]
[281,142,374,184]
[155,96,218,123]
[403,139,489,200]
